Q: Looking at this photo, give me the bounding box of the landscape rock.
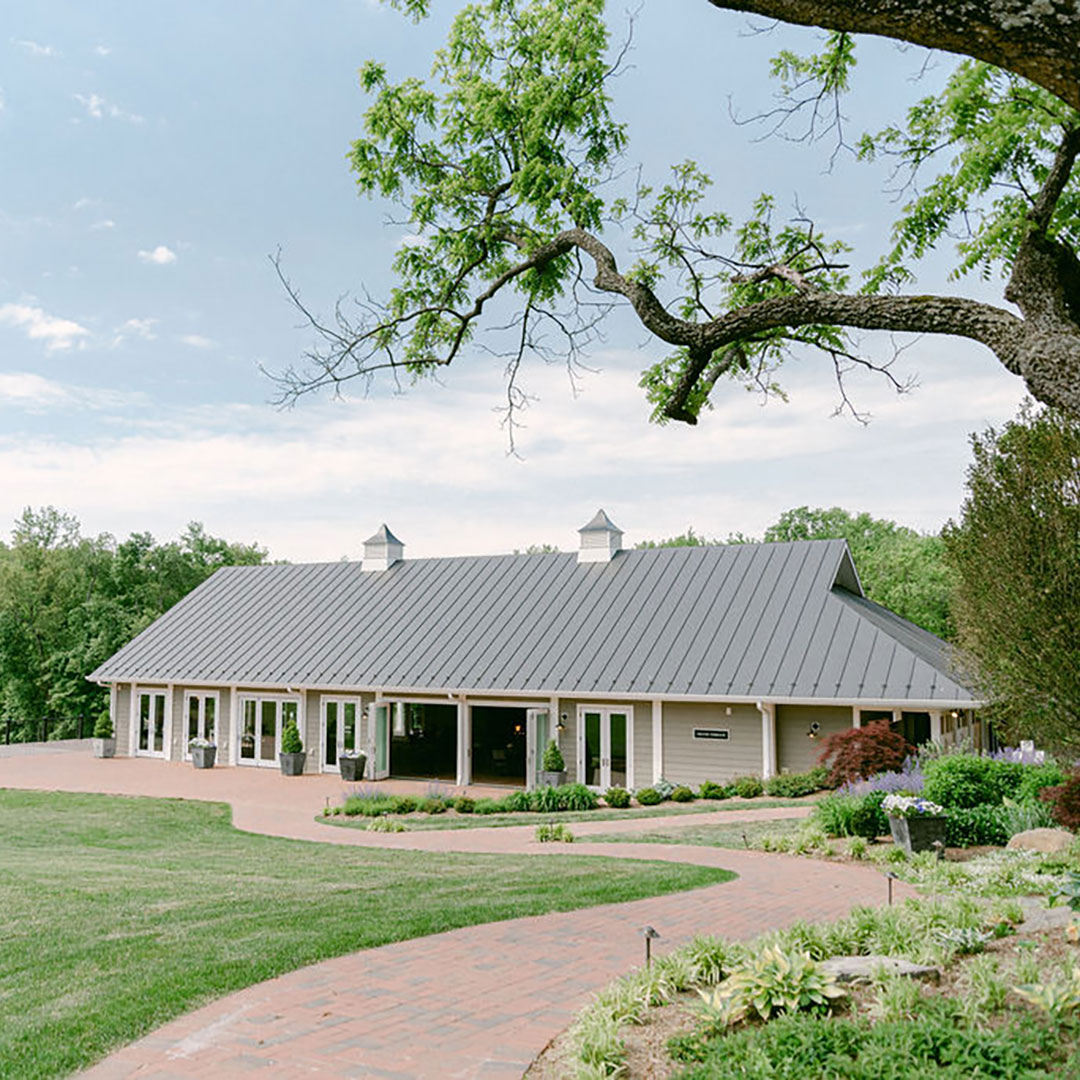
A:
[1006,828,1074,854]
[820,956,940,985]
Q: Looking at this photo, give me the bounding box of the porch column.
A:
[929,709,942,742]
[652,699,663,784]
[229,685,240,765]
[455,698,472,788]
[851,706,861,729]
[164,683,175,761]
[758,701,776,780]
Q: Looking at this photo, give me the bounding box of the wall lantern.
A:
[556,712,568,733]
[807,721,821,740]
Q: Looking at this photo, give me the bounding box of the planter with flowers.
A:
[884,794,948,855]
[189,737,217,769]
[339,749,367,782]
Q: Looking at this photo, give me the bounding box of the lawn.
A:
[320,798,812,831]
[0,789,734,1080]
[584,818,806,848]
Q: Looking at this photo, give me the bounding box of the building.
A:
[90,512,979,789]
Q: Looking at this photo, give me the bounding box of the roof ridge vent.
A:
[577,509,623,564]
[362,524,404,571]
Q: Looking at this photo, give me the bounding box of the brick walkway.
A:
[0,754,911,1079]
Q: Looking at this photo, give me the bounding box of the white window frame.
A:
[182,691,220,759]
[236,693,302,768]
[133,687,168,759]
[320,695,364,773]
[576,704,634,790]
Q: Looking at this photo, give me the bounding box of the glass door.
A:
[578,707,632,788]
[526,708,549,787]
[238,696,297,767]
[322,698,360,772]
[183,692,217,758]
[137,691,166,757]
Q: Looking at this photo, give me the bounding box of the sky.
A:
[0,1,1027,561]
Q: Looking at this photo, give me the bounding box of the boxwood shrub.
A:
[764,770,823,798]
[699,779,728,800]
[733,775,764,799]
[604,786,631,808]
[944,805,1010,847]
[636,786,662,805]
[671,785,695,802]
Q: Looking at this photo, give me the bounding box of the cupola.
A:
[362,524,404,571]
[577,509,623,564]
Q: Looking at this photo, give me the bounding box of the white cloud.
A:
[0,87,5,112]
[137,245,177,266]
[0,302,89,350]
[90,219,115,230]
[14,39,57,58]
[112,317,157,346]
[0,372,144,412]
[93,44,111,57]
[72,197,97,211]
[74,92,143,124]
[179,334,215,349]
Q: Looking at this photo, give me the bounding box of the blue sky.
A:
[0,1,1025,560]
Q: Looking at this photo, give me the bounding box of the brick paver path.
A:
[0,752,912,1079]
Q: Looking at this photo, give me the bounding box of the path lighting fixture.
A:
[641,925,661,968]
[885,871,899,906]
[807,721,821,739]
[932,840,945,862]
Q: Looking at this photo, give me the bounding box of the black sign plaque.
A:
[693,728,730,740]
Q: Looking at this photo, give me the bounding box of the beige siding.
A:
[662,702,762,787]
[776,704,851,774]
[113,683,131,756]
[633,710,651,791]
[170,686,185,761]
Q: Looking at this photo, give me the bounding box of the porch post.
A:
[758,701,776,780]
[164,683,174,761]
[929,709,942,742]
[651,699,663,784]
[851,706,861,729]
[229,685,240,765]
[455,698,472,788]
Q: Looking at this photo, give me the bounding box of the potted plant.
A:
[92,712,116,759]
[279,717,306,776]
[883,794,948,855]
[538,739,567,787]
[189,737,217,769]
[339,749,367,782]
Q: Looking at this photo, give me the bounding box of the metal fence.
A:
[2,716,93,745]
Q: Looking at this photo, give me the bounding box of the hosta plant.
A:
[1014,965,1080,1019]
[699,946,845,1025]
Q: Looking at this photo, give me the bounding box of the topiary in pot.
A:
[279,717,306,776]
[539,739,567,787]
[92,711,116,759]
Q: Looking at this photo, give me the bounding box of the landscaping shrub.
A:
[671,785,695,803]
[473,797,504,814]
[945,805,1010,847]
[636,786,662,806]
[604,786,631,808]
[1017,762,1067,804]
[556,783,599,811]
[93,712,113,739]
[541,739,565,773]
[535,822,574,843]
[1040,773,1080,831]
[813,792,888,840]
[280,717,303,754]
[418,796,448,814]
[530,785,562,813]
[654,778,675,800]
[501,790,532,812]
[764,770,822,798]
[818,720,910,786]
[733,775,764,799]
[453,796,475,814]
[923,755,1023,809]
[699,779,728,800]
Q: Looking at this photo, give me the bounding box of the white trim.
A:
[109,683,118,746]
[651,699,663,785]
[757,701,776,780]
[235,692,301,768]
[181,690,220,760]
[576,704,634,789]
[229,684,239,765]
[129,684,138,756]
[851,706,861,729]
[319,694,363,773]
[455,697,471,787]
[929,709,943,741]
[164,683,174,761]
[90,677,980,710]
[132,687,167,758]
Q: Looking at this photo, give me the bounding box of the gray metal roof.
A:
[90,539,974,703]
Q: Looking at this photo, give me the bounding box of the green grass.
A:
[584,819,806,848]
[0,789,735,1080]
[320,798,811,831]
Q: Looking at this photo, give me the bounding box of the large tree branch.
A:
[706,0,1080,113]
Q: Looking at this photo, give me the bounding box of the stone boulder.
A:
[820,956,940,985]
[1006,828,1074,854]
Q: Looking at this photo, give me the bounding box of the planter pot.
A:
[538,770,567,788]
[191,745,217,769]
[279,751,306,776]
[92,737,116,759]
[339,754,367,782]
[889,814,948,855]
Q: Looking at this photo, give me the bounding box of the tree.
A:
[273,0,1080,433]
[942,403,1080,749]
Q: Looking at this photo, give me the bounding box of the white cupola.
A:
[577,509,623,564]
[362,524,404,571]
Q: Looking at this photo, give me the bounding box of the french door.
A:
[578,706,632,789]
[321,697,361,772]
[136,690,166,757]
[183,692,218,758]
[526,707,550,788]
[238,696,299,767]
[368,702,390,779]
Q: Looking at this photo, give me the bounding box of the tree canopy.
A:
[273,0,1080,430]
[943,403,1080,749]
[0,509,269,738]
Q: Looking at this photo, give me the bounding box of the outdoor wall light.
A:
[556,713,568,733]
[807,721,821,739]
[641,925,661,967]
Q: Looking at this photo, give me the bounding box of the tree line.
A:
[0,510,268,741]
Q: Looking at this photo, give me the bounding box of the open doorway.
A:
[471,706,527,786]
[389,702,457,781]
